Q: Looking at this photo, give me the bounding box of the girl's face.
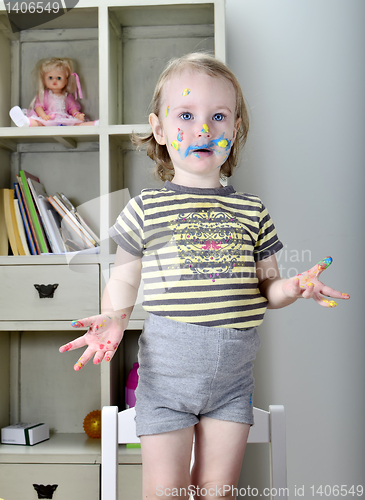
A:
[43,67,68,94]
[150,69,240,188]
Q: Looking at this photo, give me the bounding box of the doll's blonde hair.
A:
[31,57,77,106]
[132,52,250,182]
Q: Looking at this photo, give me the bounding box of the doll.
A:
[9,57,99,127]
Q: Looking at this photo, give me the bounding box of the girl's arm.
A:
[59,246,142,370]
[257,254,350,309]
[101,245,142,320]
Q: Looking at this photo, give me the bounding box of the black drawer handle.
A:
[34,284,59,298]
[33,484,58,498]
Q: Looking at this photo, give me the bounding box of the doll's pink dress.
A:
[25,90,88,126]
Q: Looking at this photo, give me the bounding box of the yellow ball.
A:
[83,410,101,439]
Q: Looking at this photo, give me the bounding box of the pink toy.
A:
[125,363,139,408]
[9,57,99,127]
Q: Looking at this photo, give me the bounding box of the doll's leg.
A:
[191,417,250,499]
[28,118,44,126]
[140,426,194,500]
[75,119,99,126]
[9,107,44,127]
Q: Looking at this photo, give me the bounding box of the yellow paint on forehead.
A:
[182,88,191,96]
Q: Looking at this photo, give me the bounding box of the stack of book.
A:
[0,170,100,256]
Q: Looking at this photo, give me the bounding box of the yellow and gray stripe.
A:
[109,181,283,328]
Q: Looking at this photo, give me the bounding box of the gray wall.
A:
[225,0,365,497]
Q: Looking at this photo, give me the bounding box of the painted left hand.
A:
[282,257,350,307]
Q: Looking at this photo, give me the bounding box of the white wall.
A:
[225,0,365,497]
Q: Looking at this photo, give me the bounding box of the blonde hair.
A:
[31,57,77,107]
[132,52,249,182]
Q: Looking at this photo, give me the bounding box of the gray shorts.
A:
[135,314,261,437]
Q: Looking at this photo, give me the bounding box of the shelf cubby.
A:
[108,2,216,125]
[0,1,226,497]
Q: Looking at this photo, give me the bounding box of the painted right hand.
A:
[59,312,127,371]
[282,257,350,307]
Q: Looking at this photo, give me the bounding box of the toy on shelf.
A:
[9,57,99,127]
[83,410,101,439]
[125,363,139,408]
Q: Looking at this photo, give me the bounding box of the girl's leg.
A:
[140,426,195,500]
[191,416,250,500]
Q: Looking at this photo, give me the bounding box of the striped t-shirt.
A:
[109,181,283,329]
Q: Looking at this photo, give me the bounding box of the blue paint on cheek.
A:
[212,135,232,153]
[178,133,233,159]
[181,144,195,158]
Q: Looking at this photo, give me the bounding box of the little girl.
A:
[9,57,99,127]
[60,53,349,500]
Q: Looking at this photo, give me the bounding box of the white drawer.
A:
[118,464,142,500]
[0,463,99,500]
[0,264,100,321]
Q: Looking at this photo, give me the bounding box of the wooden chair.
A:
[101,405,287,500]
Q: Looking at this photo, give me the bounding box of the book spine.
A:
[0,189,9,255]
[19,170,48,253]
[37,197,62,254]
[9,190,26,255]
[3,189,19,256]
[16,177,40,254]
[14,183,37,255]
[14,199,30,255]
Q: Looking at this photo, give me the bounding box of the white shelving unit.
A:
[0,1,225,498]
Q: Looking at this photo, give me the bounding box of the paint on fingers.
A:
[322,298,337,308]
[60,342,73,352]
[316,256,333,275]
[74,358,84,371]
[71,320,84,328]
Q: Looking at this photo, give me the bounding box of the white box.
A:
[1,423,49,446]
